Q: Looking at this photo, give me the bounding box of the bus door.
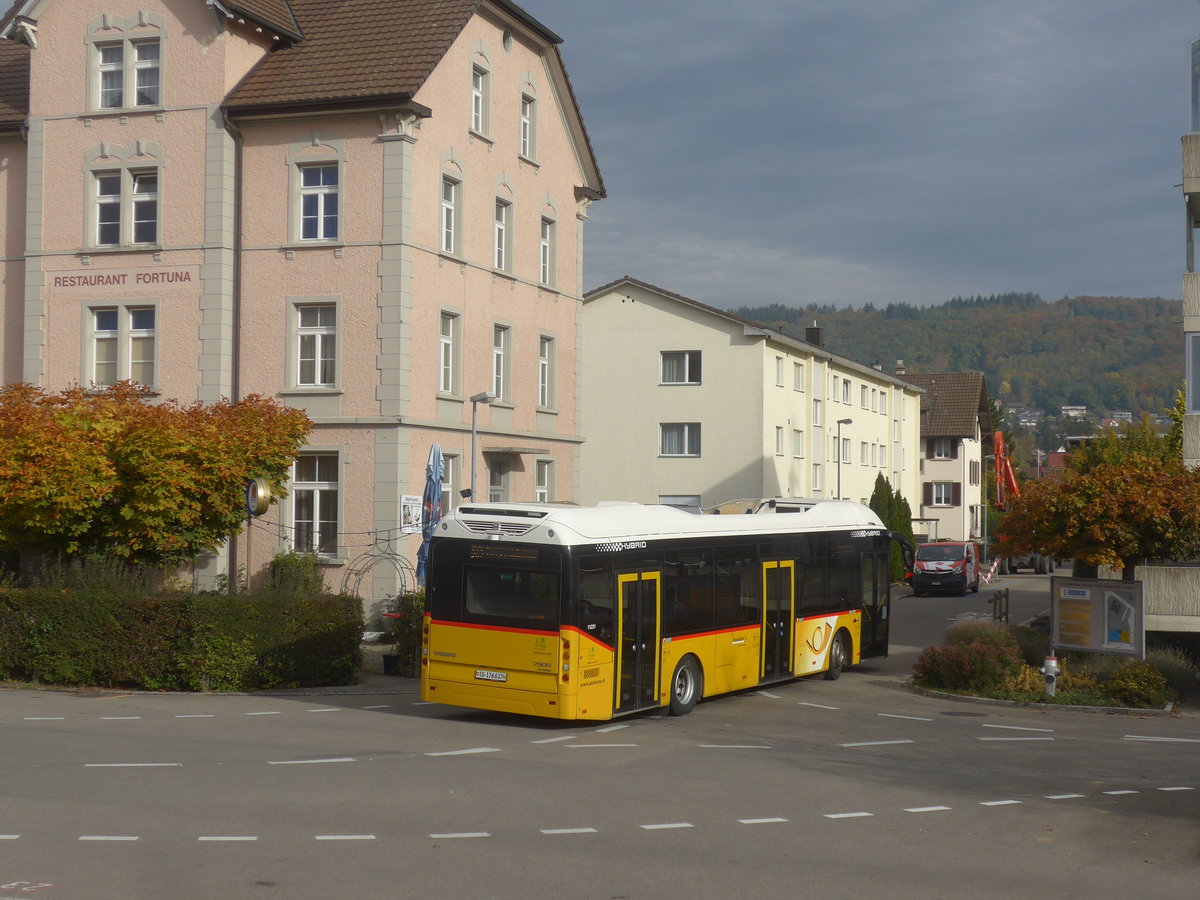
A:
[860,551,890,658]
[761,560,795,680]
[615,571,661,712]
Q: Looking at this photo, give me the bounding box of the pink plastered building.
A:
[0,0,604,607]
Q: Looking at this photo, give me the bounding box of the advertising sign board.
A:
[1050,577,1144,659]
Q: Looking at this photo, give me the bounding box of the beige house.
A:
[0,0,603,600]
[901,371,989,544]
[579,278,923,512]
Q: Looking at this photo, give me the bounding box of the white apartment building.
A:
[578,278,923,512]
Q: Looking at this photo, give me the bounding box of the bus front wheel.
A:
[824,632,850,681]
[669,656,702,716]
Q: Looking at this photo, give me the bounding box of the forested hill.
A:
[732,293,1181,419]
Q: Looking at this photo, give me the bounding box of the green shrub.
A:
[1010,626,1051,667]
[914,638,1024,693]
[1103,660,1169,709]
[387,591,425,677]
[1145,646,1200,700]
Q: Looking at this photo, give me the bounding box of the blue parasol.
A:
[416,442,445,583]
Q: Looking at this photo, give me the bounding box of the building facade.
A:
[901,371,989,544]
[579,278,923,512]
[0,0,603,601]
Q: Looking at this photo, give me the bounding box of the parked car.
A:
[910,541,981,596]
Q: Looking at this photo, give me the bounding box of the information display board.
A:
[1050,577,1144,659]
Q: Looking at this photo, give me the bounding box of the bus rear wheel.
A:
[823,632,849,681]
[669,656,702,716]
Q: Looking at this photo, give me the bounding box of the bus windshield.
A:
[464,566,560,624]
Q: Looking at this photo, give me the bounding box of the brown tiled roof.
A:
[225,1,302,42]
[0,37,28,131]
[226,0,490,111]
[903,372,990,438]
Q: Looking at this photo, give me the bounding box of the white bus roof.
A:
[437,501,886,546]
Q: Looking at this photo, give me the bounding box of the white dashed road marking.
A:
[1125,735,1200,743]
[878,713,932,721]
[540,827,597,835]
[738,818,788,825]
[640,823,693,830]
[315,835,375,841]
[798,702,839,710]
[531,735,576,744]
[978,736,1054,742]
[267,757,356,765]
[980,800,1022,807]
[430,832,489,839]
[423,747,502,757]
[198,836,258,842]
[982,724,1054,733]
[79,836,138,842]
[825,812,874,819]
[1046,794,1085,800]
[698,744,772,750]
[84,762,180,768]
[839,739,914,748]
[905,806,951,813]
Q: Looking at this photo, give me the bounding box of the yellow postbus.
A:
[421,501,912,720]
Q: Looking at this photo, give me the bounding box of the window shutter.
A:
[952,482,962,506]
[923,482,933,506]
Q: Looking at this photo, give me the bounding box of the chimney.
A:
[804,320,823,348]
[872,361,883,371]
[895,359,906,375]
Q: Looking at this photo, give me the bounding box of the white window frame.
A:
[932,438,954,459]
[520,94,537,160]
[841,437,851,464]
[494,198,512,271]
[440,176,461,255]
[91,165,159,249]
[931,481,955,506]
[860,442,869,465]
[535,459,553,503]
[291,452,340,557]
[296,303,337,388]
[298,163,339,242]
[661,423,701,457]
[488,459,509,502]
[86,303,157,389]
[440,455,458,514]
[792,428,804,458]
[842,379,851,404]
[661,350,701,385]
[89,13,164,115]
[539,217,556,286]
[492,324,510,401]
[812,463,823,493]
[537,335,555,409]
[861,385,869,408]
[471,65,491,136]
[775,426,784,456]
[793,361,805,391]
[439,311,460,395]
[812,399,821,426]
[775,357,784,386]
[880,392,887,416]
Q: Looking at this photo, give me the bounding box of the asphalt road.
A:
[1,570,1196,899]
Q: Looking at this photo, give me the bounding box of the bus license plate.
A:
[475,669,507,682]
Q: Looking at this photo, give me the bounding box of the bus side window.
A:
[577,558,615,644]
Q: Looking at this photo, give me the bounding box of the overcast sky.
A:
[518,0,1200,309]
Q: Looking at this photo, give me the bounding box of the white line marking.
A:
[1045,794,1085,800]
[1125,735,1200,743]
[738,818,788,825]
[361,705,392,710]
[595,724,628,733]
[79,835,139,841]
[198,836,258,842]
[756,691,781,699]
[424,747,502,757]
[1158,786,1196,792]
[824,812,874,819]
[878,713,933,721]
[531,735,577,744]
[315,835,376,841]
[175,714,215,719]
[982,724,1054,733]
[640,823,693,830]
[306,708,341,713]
[905,806,951,813]
[540,827,598,835]
[980,800,1022,807]
[101,716,142,720]
[839,740,914,748]
[798,702,839,710]
[412,701,436,706]
[698,744,772,750]
[0,835,20,840]
[429,832,489,839]
[23,717,65,721]
[267,757,356,765]
[978,737,1054,742]
[245,711,281,716]
[85,762,180,768]
[1102,790,1139,795]
[566,743,638,749]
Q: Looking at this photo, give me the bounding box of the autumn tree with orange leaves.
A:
[0,383,310,567]
[995,452,1200,580]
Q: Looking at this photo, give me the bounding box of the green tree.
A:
[0,383,311,567]
[869,473,914,582]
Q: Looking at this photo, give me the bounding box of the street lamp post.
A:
[836,418,853,500]
[469,391,497,501]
